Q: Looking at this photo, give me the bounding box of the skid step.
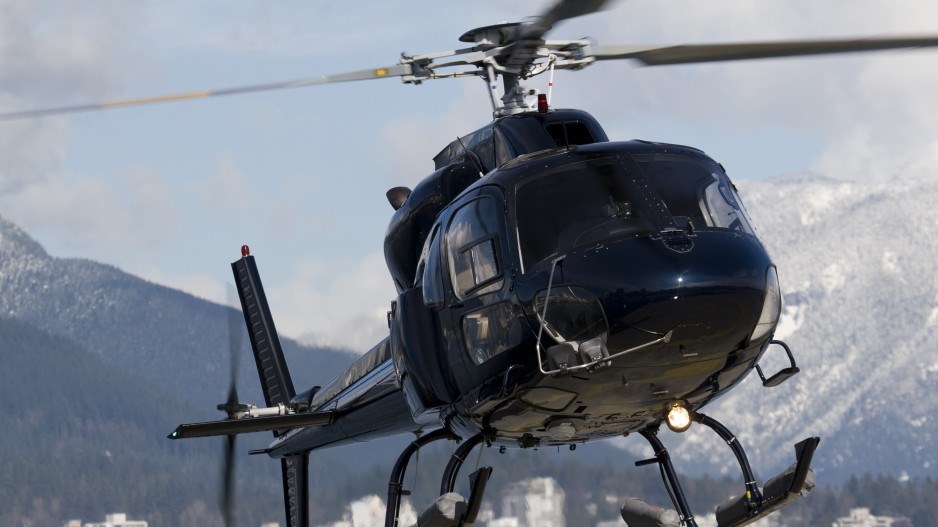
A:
[716,437,819,527]
[756,340,800,387]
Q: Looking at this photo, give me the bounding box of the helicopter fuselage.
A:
[266,112,781,456]
[146,3,938,519]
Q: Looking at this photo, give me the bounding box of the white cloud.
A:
[0,0,146,104]
[379,83,494,186]
[189,152,254,214]
[0,165,179,259]
[0,109,71,194]
[813,54,938,181]
[269,251,398,353]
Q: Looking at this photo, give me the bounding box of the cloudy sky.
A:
[1,0,937,352]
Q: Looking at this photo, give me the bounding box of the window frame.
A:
[456,233,502,298]
[419,223,445,309]
[444,195,506,302]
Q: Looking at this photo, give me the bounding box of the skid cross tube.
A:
[385,428,458,527]
[638,428,698,527]
[441,432,487,495]
[695,413,763,507]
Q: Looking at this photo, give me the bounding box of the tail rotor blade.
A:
[227,284,243,399]
[222,434,237,527]
[221,285,244,527]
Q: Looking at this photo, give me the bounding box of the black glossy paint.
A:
[271,112,781,457]
[386,109,609,294]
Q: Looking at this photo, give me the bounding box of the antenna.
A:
[546,54,557,105]
[455,136,485,177]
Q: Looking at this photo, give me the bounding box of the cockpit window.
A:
[462,301,522,365]
[633,153,755,235]
[701,178,755,234]
[418,224,444,308]
[515,157,654,271]
[446,196,504,300]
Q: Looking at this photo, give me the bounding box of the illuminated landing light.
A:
[666,403,692,433]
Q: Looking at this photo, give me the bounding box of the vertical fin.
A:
[232,249,297,409]
[282,454,310,527]
[234,248,310,527]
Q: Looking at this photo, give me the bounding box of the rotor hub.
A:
[459,22,526,47]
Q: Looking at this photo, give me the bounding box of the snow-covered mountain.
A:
[0,213,379,525]
[0,214,356,414]
[637,172,938,483]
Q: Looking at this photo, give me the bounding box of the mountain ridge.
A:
[0,213,359,416]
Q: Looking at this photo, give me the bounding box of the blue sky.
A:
[1,0,937,351]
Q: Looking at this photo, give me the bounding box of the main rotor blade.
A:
[503,0,611,73]
[527,0,611,39]
[592,35,938,66]
[0,63,413,121]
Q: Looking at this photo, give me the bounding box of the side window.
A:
[462,302,522,365]
[446,196,504,300]
[420,225,444,308]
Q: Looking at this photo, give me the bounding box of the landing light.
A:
[666,403,692,433]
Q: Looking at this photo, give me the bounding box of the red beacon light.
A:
[537,93,549,113]
[241,245,251,257]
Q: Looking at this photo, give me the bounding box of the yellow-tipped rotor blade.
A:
[0,63,412,121]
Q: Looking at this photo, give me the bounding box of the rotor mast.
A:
[448,22,596,117]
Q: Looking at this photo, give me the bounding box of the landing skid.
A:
[385,431,494,527]
[630,414,819,527]
[380,416,817,527]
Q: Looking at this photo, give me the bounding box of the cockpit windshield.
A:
[514,152,756,271]
[515,157,654,270]
[633,153,756,237]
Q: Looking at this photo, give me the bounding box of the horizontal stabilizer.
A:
[168,411,334,439]
[620,497,681,527]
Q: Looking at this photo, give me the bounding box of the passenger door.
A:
[441,188,524,390]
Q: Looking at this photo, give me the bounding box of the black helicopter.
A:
[6,2,938,527]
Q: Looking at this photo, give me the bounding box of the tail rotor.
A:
[218,286,247,526]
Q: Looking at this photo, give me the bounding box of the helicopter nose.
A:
[526,231,774,370]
